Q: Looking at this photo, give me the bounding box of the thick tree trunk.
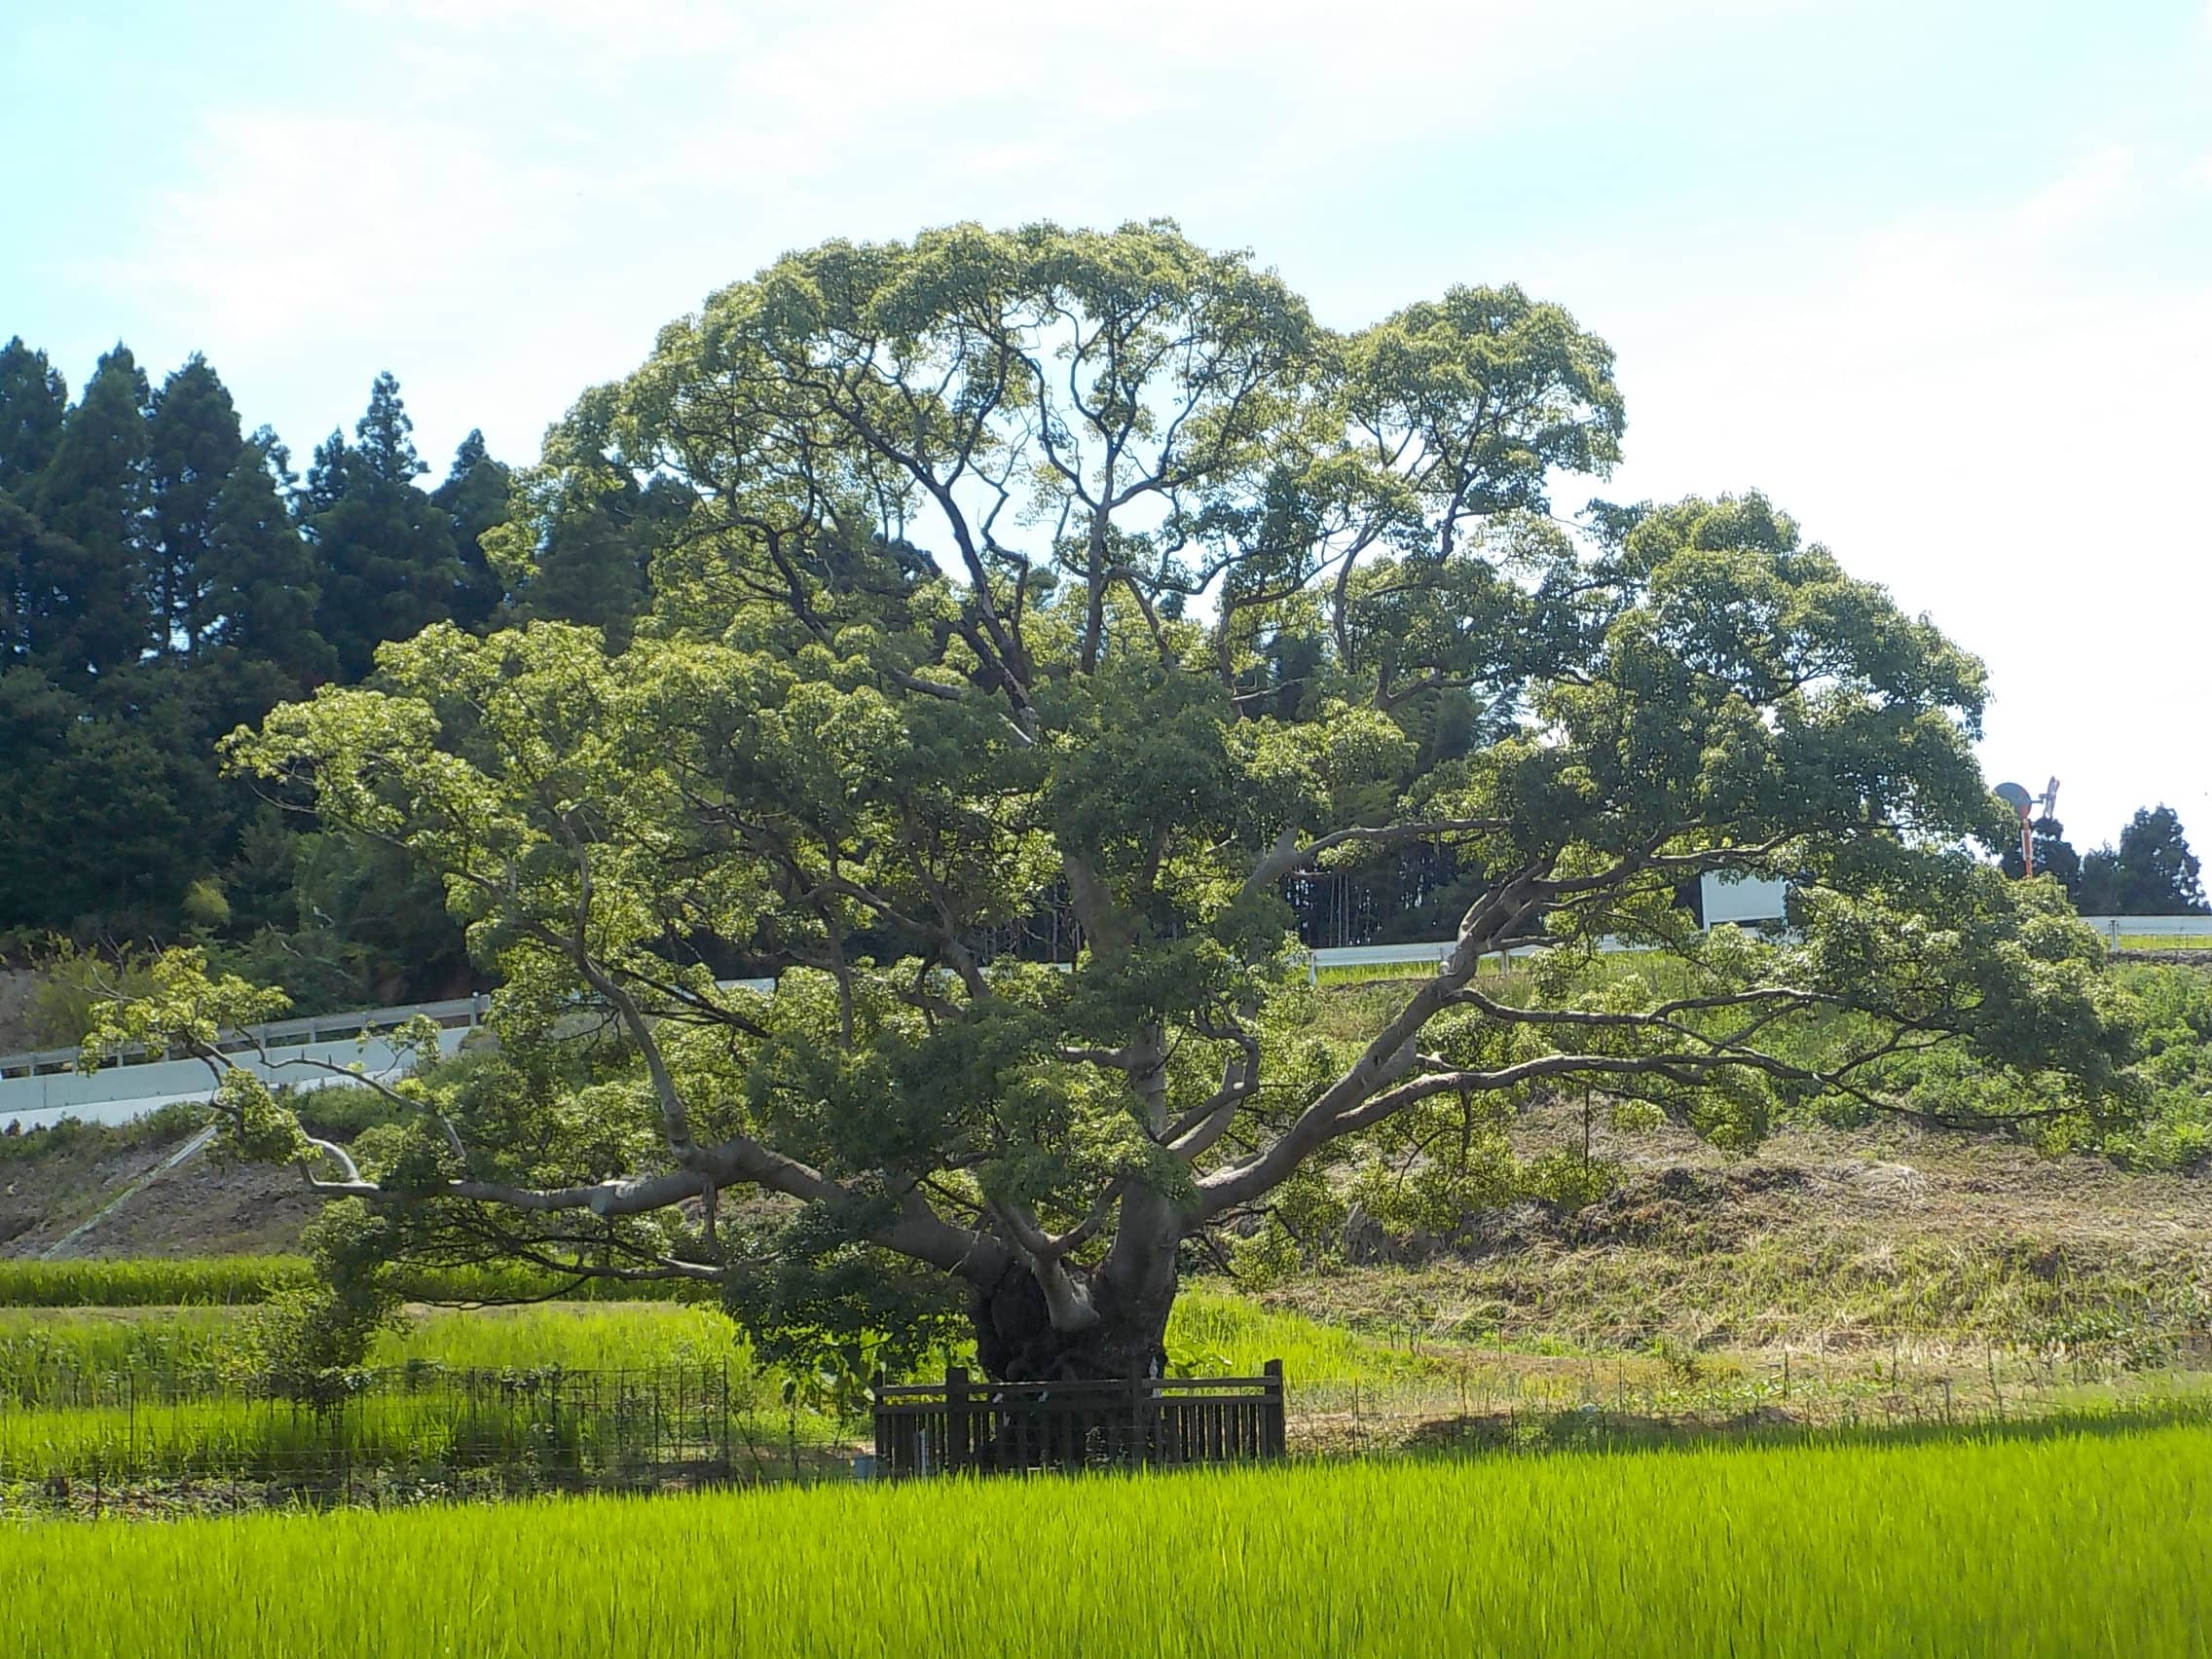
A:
[971,1258,1176,1382]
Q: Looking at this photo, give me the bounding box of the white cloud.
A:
[75,5,2212,847]
[1594,150,2212,846]
[2012,144,2136,237]
[98,0,1792,451]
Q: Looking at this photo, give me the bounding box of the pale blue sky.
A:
[4,1,2208,857]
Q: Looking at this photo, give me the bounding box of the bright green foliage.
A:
[96,222,2142,1379]
[12,936,169,1047]
[2099,963,2212,1167]
[80,946,291,1060]
[6,1429,2211,1656]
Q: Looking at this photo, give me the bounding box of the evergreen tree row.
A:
[1999,805,2210,917]
[0,337,658,1007]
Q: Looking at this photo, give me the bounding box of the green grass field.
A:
[0,1255,706,1309]
[0,1286,1424,1403]
[5,1424,2205,1657]
[0,1290,1454,1486]
[0,1256,313,1309]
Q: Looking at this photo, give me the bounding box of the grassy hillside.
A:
[1257,1107,2212,1354]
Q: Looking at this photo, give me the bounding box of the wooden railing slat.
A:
[872,1361,1285,1477]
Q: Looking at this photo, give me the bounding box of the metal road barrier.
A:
[7,917,2205,1132]
[0,996,491,1133]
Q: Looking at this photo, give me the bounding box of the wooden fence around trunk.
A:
[873,1362,1285,1476]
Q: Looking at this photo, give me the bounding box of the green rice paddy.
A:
[5,1424,2203,1657]
[0,1255,698,1309]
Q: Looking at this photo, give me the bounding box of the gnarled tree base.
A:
[972,1261,1174,1382]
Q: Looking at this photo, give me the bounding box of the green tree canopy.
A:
[308,377,462,681]
[0,489,80,669]
[203,431,333,685]
[30,345,154,679]
[0,336,68,498]
[429,429,511,633]
[2080,807,2208,917]
[102,223,2139,1381]
[147,353,245,654]
[0,662,219,936]
[1998,815,2081,890]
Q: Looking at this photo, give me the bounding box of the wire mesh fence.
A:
[1272,1328,2212,1458]
[7,1329,2212,1517]
[0,1363,854,1512]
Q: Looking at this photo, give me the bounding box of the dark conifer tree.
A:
[0,489,82,667]
[205,434,334,685]
[30,345,155,679]
[353,370,424,484]
[147,353,245,654]
[307,375,461,681]
[431,428,511,631]
[2079,807,2209,916]
[525,498,645,644]
[0,337,68,497]
[1999,815,2083,891]
[0,661,212,936]
[249,424,299,510]
[303,428,350,519]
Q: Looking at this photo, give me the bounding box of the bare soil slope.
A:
[1,1125,318,1258]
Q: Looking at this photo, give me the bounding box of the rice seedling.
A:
[372,1303,754,1373]
[0,1254,711,1310]
[0,1282,1434,1399]
[0,1257,312,1309]
[1164,1286,1446,1381]
[3,1423,2204,1657]
[0,1363,849,1488]
[0,1303,755,1407]
[0,1307,238,1405]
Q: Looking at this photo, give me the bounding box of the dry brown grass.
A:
[1259,1102,2212,1357]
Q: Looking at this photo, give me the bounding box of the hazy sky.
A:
[5,1,2207,853]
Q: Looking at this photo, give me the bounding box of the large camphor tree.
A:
[100,223,2134,1382]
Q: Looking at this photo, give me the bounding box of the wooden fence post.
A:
[1263,1359,1285,1457]
[946,1366,971,1472]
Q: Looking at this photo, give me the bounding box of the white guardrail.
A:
[4,917,2204,1133]
[2083,915,2212,945]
